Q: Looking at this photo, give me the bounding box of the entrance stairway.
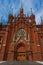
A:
[0,61,42,65]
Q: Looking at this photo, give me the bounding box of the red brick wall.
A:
[0,10,43,61]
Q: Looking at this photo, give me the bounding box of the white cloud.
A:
[21,0,43,24]
[0,0,43,24]
[35,8,43,24]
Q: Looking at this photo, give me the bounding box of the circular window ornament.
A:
[17,29,26,38]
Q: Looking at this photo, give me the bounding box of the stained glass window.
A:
[17,29,26,38]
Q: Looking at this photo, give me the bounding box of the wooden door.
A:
[17,54,26,60]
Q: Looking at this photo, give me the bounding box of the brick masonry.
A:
[0,8,43,61]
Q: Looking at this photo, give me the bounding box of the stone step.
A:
[0,61,43,65]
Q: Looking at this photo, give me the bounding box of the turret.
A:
[8,14,13,24]
[29,8,36,24]
[40,17,43,31]
[20,7,24,13]
[20,6,24,17]
[0,18,2,30]
[0,18,2,25]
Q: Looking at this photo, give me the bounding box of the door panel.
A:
[17,55,26,60]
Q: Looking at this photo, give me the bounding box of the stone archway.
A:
[14,41,28,60]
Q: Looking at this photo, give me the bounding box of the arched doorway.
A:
[14,43,28,60]
[17,46,26,60]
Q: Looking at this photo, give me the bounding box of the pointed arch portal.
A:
[14,39,29,60]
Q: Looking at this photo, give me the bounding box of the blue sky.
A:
[0,0,43,24]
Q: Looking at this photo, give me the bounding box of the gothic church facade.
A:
[0,8,43,61]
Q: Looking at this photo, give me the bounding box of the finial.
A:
[0,16,2,22]
[10,6,13,15]
[12,6,13,15]
[30,8,33,14]
[41,16,42,24]
[41,16,42,22]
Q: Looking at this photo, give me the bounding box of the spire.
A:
[0,17,2,25]
[10,6,13,15]
[12,6,14,15]
[30,8,35,19]
[20,0,24,15]
[41,16,42,22]
[40,16,43,25]
[21,0,23,9]
[30,8,33,14]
